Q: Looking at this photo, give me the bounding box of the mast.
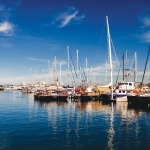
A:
[123,53,124,81]
[54,56,57,83]
[60,63,61,82]
[134,52,137,84]
[67,46,70,84]
[105,61,107,84]
[86,58,88,84]
[106,15,113,99]
[148,62,150,84]
[126,50,128,69]
[76,49,79,85]
[80,67,81,85]
[89,65,92,86]
[76,49,79,75]
[141,46,150,90]
[48,60,50,84]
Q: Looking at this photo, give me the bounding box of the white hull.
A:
[116,96,127,102]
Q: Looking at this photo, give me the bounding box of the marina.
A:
[1,1,150,149]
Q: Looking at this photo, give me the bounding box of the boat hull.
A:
[127,95,150,106]
[34,94,68,101]
[101,94,126,101]
[116,96,127,102]
[80,95,101,101]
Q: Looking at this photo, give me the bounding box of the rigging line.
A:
[79,55,87,85]
[69,49,78,78]
[69,63,76,85]
[46,60,53,84]
[129,54,134,70]
[129,53,135,77]
[110,37,119,67]
[115,54,123,87]
[94,19,106,66]
[140,46,150,89]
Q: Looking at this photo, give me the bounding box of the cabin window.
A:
[123,91,125,93]
[119,91,121,93]
[129,83,132,86]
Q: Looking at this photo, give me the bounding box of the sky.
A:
[0,0,150,85]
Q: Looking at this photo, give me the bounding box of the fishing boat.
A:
[34,89,68,101]
[80,86,101,101]
[101,81,135,101]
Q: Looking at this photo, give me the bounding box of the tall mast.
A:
[76,49,79,75]
[60,63,61,82]
[67,46,70,84]
[54,56,57,83]
[106,16,113,99]
[90,65,92,86]
[141,46,150,89]
[148,62,150,84]
[126,50,128,69]
[80,67,81,85]
[122,53,124,81]
[86,58,88,84]
[76,49,79,85]
[48,60,50,84]
[134,52,137,83]
[105,61,107,83]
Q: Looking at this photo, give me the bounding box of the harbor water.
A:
[1,91,150,149]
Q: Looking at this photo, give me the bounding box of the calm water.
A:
[1,91,150,150]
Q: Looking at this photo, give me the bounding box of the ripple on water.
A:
[1,91,150,149]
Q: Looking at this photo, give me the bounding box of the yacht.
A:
[101,82,135,101]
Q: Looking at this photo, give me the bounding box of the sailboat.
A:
[99,16,114,101]
[100,16,136,101]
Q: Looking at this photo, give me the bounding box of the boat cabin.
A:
[114,89,126,95]
[117,82,135,91]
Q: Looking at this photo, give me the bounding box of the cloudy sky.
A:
[0,0,150,85]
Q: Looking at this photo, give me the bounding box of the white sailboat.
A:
[101,17,136,101]
[98,16,114,100]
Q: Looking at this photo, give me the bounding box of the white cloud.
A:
[137,16,150,42]
[52,7,85,28]
[139,16,150,28]
[27,57,47,62]
[141,31,150,42]
[0,22,14,35]
[0,3,16,36]
[60,10,78,28]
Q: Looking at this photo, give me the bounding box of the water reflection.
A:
[35,99,68,107]
[33,99,150,149]
[1,90,150,149]
[106,102,115,150]
[34,99,150,116]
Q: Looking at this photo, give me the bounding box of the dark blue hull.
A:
[34,94,68,101]
[127,95,150,106]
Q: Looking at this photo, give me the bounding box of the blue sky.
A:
[0,0,150,85]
